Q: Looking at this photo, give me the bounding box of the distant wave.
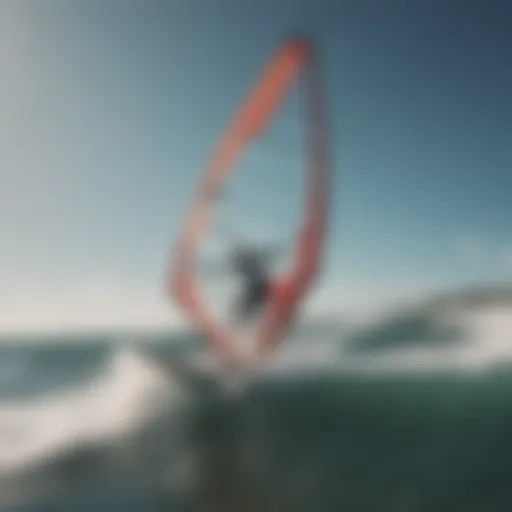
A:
[341,286,512,374]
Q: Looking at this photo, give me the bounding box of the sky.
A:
[1,0,511,331]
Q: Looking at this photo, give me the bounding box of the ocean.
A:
[1,294,512,511]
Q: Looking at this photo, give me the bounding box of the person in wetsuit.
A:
[228,245,274,322]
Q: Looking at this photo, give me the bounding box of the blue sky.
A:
[1,0,511,330]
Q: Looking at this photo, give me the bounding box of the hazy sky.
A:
[1,0,511,330]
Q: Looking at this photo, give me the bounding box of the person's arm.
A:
[256,45,331,360]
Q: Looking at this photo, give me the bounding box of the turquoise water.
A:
[1,304,512,511]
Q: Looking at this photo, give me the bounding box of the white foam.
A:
[0,346,180,476]
[339,303,512,375]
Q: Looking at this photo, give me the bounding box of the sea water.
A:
[1,298,512,511]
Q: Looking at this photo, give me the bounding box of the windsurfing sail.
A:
[168,36,331,367]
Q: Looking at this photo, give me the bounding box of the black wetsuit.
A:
[232,249,270,320]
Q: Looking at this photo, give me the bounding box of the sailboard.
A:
[168,35,331,371]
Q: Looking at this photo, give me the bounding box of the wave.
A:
[340,292,512,375]
[0,346,183,478]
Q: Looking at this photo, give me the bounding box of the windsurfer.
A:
[169,37,329,374]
